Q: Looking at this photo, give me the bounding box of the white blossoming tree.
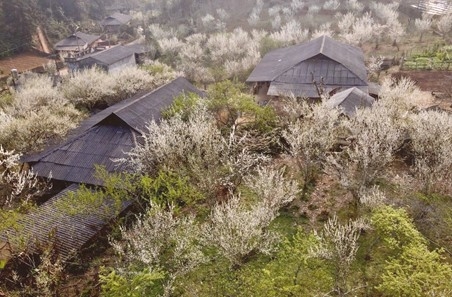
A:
[326,103,403,206]
[311,216,368,296]
[201,167,299,266]
[0,146,49,209]
[409,111,452,193]
[414,14,432,42]
[283,100,340,194]
[111,204,204,296]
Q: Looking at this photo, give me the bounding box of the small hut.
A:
[101,12,132,33]
[325,87,375,117]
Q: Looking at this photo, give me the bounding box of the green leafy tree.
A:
[378,244,452,297]
[0,1,38,56]
[238,229,332,297]
[162,92,203,120]
[371,206,452,296]
[140,169,204,211]
[207,80,278,133]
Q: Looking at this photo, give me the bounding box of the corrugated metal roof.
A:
[325,87,375,116]
[246,35,367,87]
[54,32,100,49]
[0,184,132,260]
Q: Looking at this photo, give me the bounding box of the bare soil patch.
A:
[0,51,52,78]
[393,70,452,93]
[392,70,452,110]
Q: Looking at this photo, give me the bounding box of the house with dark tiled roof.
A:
[54,32,101,58]
[76,45,137,73]
[247,35,369,103]
[101,12,132,33]
[25,77,203,185]
[0,78,203,262]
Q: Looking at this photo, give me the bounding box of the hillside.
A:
[1,1,452,296]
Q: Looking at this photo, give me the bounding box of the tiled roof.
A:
[325,87,375,116]
[247,35,368,90]
[101,12,132,26]
[0,184,131,260]
[78,45,135,66]
[25,77,203,185]
[54,32,100,49]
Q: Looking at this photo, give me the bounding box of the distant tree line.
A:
[0,0,116,57]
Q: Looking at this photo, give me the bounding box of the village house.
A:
[0,77,203,262]
[101,12,132,33]
[76,45,137,73]
[247,35,369,104]
[54,32,101,59]
[74,44,152,73]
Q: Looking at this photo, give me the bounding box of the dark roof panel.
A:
[268,82,368,98]
[77,45,135,66]
[83,77,204,132]
[30,125,135,185]
[0,184,132,260]
[274,55,367,87]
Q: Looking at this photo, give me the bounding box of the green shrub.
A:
[207,80,278,133]
[140,169,204,210]
[100,267,164,297]
[162,92,202,120]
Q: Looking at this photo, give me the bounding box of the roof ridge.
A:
[318,38,368,84]
[259,35,348,82]
[112,77,183,116]
[320,35,326,53]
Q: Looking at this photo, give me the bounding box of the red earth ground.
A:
[392,70,452,111]
[0,51,52,79]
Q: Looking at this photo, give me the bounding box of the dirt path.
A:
[36,26,52,54]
